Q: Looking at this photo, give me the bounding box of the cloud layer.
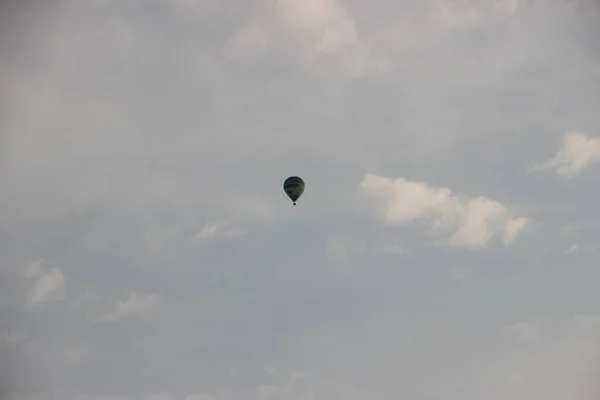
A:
[2,0,600,399]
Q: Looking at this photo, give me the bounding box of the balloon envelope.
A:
[283,176,304,205]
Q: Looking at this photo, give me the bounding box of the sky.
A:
[1,0,600,399]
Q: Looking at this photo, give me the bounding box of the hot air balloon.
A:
[283,176,304,205]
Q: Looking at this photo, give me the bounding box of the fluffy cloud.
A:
[276,0,362,60]
[360,174,528,248]
[25,262,66,307]
[564,244,580,254]
[529,132,600,178]
[225,0,387,79]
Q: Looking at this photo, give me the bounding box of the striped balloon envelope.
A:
[283,176,304,205]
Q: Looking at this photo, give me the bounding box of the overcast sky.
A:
[2,0,600,399]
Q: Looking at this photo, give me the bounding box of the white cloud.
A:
[276,0,344,29]
[360,174,528,248]
[26,266,66,307]
[529,132,600,178]
[95,292,160,322]
[503,217,528,245]
[564,243,579,254]
[224,0,387,79]
[192,221,247,242]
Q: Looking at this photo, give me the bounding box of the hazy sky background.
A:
[2,0,600,399]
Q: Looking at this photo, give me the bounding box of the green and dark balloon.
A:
[283,176,304,205]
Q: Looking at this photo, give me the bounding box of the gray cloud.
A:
[2,0,600,399]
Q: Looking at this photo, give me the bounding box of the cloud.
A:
[26,266,66,307]
[275,0,358,53]
[225,0,387,79]
[360,173,528,248]
[95,292,160,323]
[2,1,600,399]
[503,217,528,245]
[529,132,600,178]
[285,2,387,79]
[192,221,247,243]
[564,243,580,254]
